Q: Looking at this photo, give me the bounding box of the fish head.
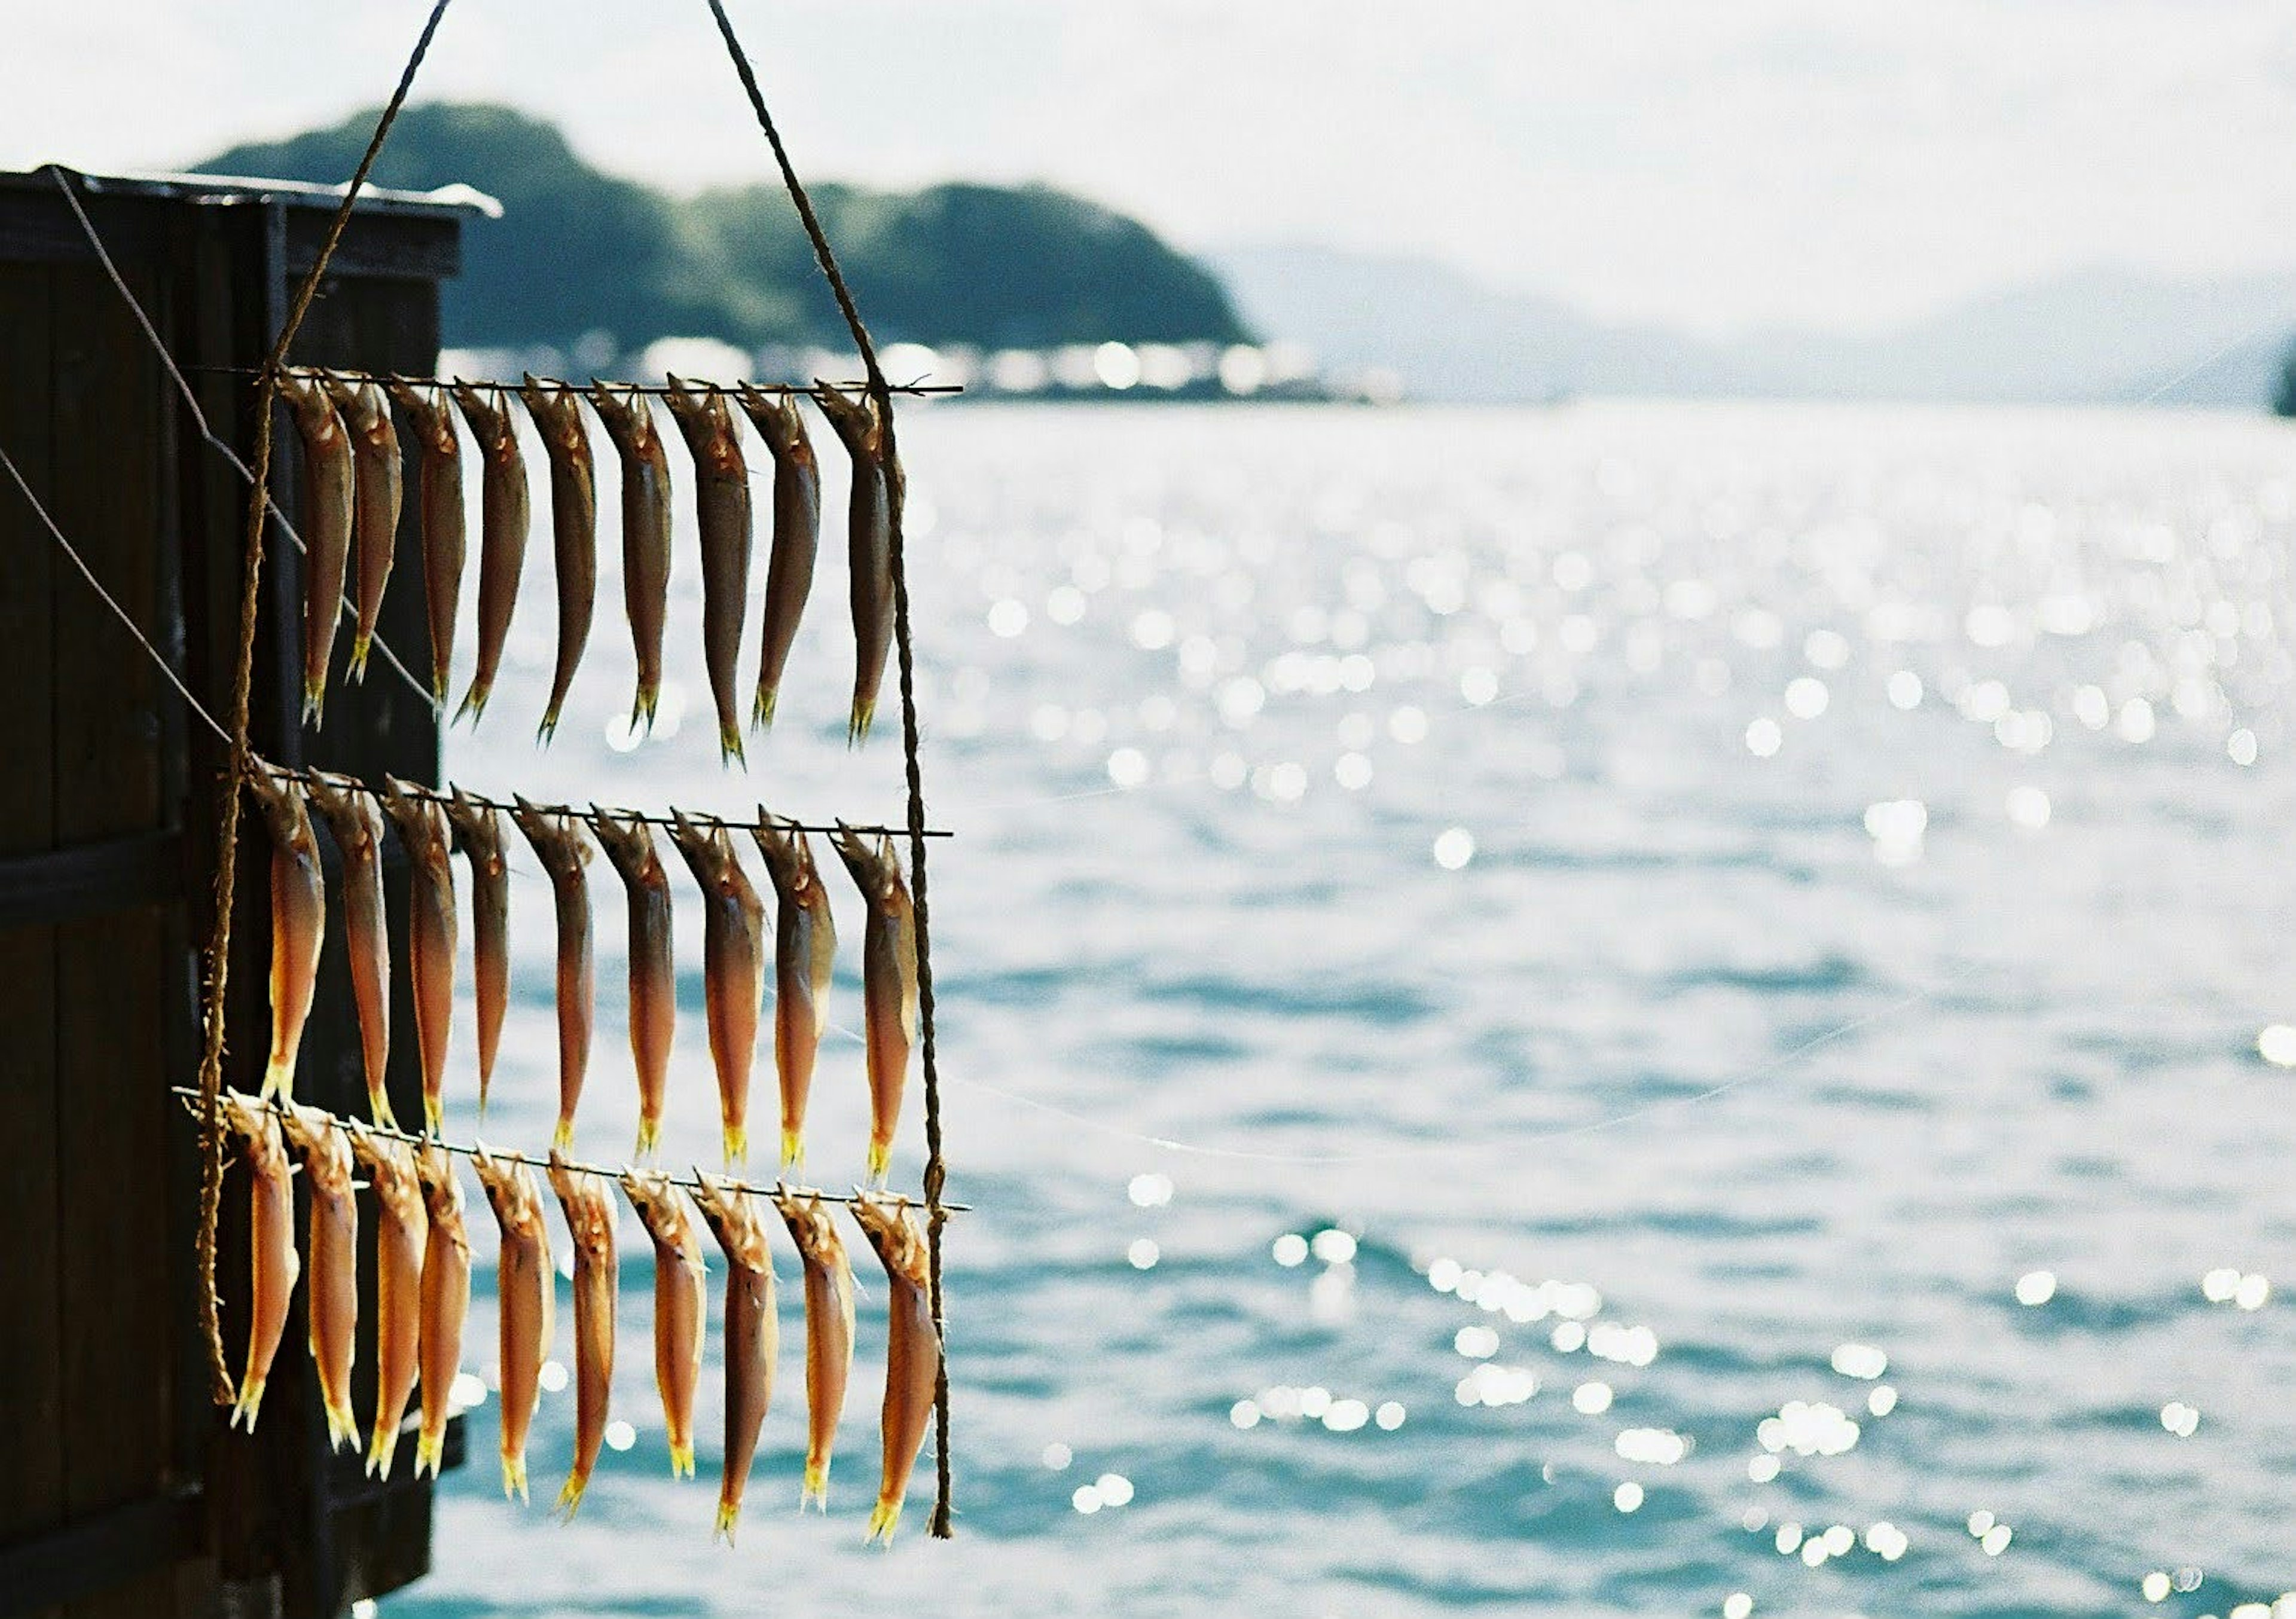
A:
[415,1143,465,1220]
[243,763,312,844]
[585,805,652,875]
[277,369,345,438]
[517,374,589,452]
[664,809,724,884]
[447,380,515,450]
[748,812,804,891]
[809,382,878,456]
[849,1193,928,1283]
[829,822,900,902]
[442,786,502,858]
[689,1172,767,1266]
[773,1189,845,1267]
[280,1104,353,1186]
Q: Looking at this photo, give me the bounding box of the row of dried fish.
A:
[220,1093,938,1541]
[248,760,917,1177]
[277,368,901,757]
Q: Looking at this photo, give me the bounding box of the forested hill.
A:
[193,103,1250,354]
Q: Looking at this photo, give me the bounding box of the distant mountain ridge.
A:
[1214,245,2296,409]
[194,103,1249,355]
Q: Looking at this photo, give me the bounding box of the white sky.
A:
[10,1,2296,335]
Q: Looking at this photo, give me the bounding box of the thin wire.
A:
[235,758,951,842]
[193,363,961,399]
[1,442,233,745]
[173,1088,972,1212]
[191,0,454,1407]
[44,164,445,719]
[703,0,957,1536]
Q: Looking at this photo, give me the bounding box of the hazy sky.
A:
[10,1,2296,335]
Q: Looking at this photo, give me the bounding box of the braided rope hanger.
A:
[191,0,456,1403]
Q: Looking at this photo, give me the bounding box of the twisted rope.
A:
[191,0,455,1405]
[703,0,956,1537]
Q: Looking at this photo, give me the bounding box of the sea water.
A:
[396,401,2296,1617]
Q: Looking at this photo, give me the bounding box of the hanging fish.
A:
[851,1194,941,1544]
[771,1188,854,1510]
[346,1122,428,1478]
[667,812,765,1165]
[472,1145,554,1502]
[320,374,402,683]
[279,371,354,726]
[751,814,836,1171]
[442,787,509,1115]
[586,381,674,731]
[222,1091,300,1434]
[734,385,821,731]
[662,377,753,765]
[304,773,396,1128]
[588,807,675,1158]
[414,1141,471,1480]
[620,1168,707,1480]
[378,778,457,1135]
[548,1150,619,1518]
[279,1103,361,1454]
[383,377,466,702]
[831,827,918,1184]
[511,798,594,1153]
[448,382,530,728]
[518,376,599,741]
[692,1173,777,1543]
[245,765,324,1104]
[812,385,897,743]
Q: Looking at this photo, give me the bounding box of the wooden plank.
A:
[0,833,182,930]
[0,258,63,1619]
[48,256,178,1619]
[0,1496,199,1618]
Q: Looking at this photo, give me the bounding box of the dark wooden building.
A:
[1,167,481,1619]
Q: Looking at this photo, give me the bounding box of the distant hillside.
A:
[195,103,1248,354]
[1217,244,2296,408]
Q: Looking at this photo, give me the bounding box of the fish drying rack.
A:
[169,0,969,1543]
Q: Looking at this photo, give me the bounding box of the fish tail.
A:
[723,1123,748,1166]
[324,1394,361,1453]
[414,1427,444,1479]
[752,684,777,731]
[713,1496,741,1545]
[866,1140,891,1185]
[552,1116,575,1154]
[431,668,451,705]
[719,718,746,767]
[453,680,490,728]
[779,1129,804,1173]
[866,1495,902,1545]
[555,1470,590,1519]
[847,698,875,747]
[368,1085,399,1130]
[502,1450,529,1504]
[477,1071,490,1119]
[801,1460,829,1510]
[424,1093,443,1137]
[631,683,657,735]
[349,633,371,683]
[302,680,325,729]
[536,705,561,746]
[635,1116,660,1159]
[260,1058,294,1102]
[670,1440,695,1480]
[231,1376,266,1432]
[367,1418,401,1480]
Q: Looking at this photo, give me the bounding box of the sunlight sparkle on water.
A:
[1126,1172,1173,1208]
[1433,828,1476,869]
[1745,717,1782,757]
[1128,1239,1161,1269]
[1613,1481,1645,1513]
[603,1420,636,1453]
[2016,1269,2057,1305]
[1272,1233,1308,1267]
[2259,1025,2296,1066]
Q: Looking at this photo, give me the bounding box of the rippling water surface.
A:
[397,401,2296,1618]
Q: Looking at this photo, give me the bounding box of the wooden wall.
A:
[0,174,466,1619]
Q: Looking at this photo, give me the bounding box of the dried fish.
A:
[590,807,676,1157]
[735,384,821,731]
[587,382,674,731]
[668,812,766,1165]
[414,1141,471,1479]
[448,382,530,727]
[443,787,509,1114]
[511,799,595,1153]
[548,1150,619,1517]
[519,375,599,741]
[663,376,753,764]
[305,773,396,1128]
[751,815,836,1171]
[473,1145,554,1502]
[245,766,324,1104]
[384,378,466,701]
[772,1188,854,1509]
[693,1173,777,1544]
[813,384,896,743]
[321,374,402,683]
[346,1122,428,1478]
[831,827,918,1184]
[378,778,457,1134]
[621,1168,707,1480]
[222,1092,300,1434]
[279,372,354,726]
[280,1103,362,1454]
[851,1194,941,1544]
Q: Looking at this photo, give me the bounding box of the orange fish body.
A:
[773,1189,854,1508]
[379,779,457,1134]
[280,1104,362,1453]
[223,1092,301,1433]
[383,378,465,701]
[321,375,402,683]
[548,1151,619,1516]
[448,383,529,727]
[279,372,353,726]
[695,1174,777,1543]
[734,386,821,731]
[591,808,676,1157]
[663,378,753,764]
[245,767,324,1103]
[832,828,917,1183]
[305,774,396,1128]
[851,1195,941,1543]
[474,1147,554,1502]
[753,816,836,1171]
[414,1142,472,1479]
[512,799,594,1153]
[346,1123,428,1477]
[668,814,765,1165]
[586,383,674,731]
[442,789,509,1113]
[621,1169,707,1479]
